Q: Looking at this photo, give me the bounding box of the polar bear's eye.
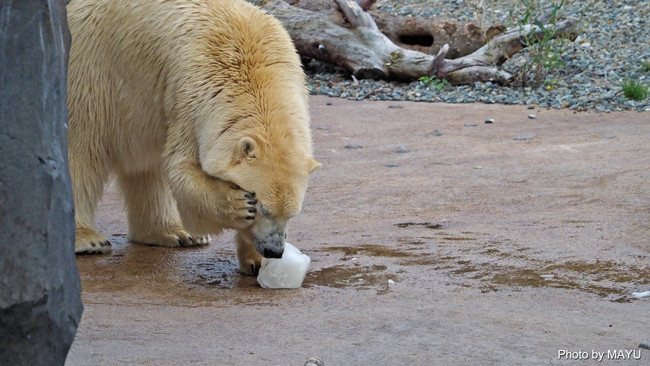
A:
[260,205,271,217]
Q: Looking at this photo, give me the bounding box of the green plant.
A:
[418,75,449,91]
[620,80,649,101]
[508,0,570,87]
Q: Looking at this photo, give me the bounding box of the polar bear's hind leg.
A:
[70,147,112,254]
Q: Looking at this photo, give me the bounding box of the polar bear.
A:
[67,0,320,275]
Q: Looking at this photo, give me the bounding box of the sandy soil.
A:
[67,96,649,365]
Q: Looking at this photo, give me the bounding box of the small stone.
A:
[527,105,535,110]
[387,279,395,285]
[305,357,325,366]
[514,136,531,141]
[326,101,333,105]
[602,134,614,139]
[383,163,399,167]
[431,129,442,136]
[474,166,482,169]
[344,144,362,149]
[388,104,403,109]
[528,114,537,119]
[316,126,330,130]
[639,343,650,350]
[394,145,408,153]
[464,122,478,127]
[485,118,495,124]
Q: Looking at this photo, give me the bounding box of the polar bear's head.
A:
[227,135,320,258]
[200,109,320,258]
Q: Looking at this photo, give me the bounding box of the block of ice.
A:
[257,242,310,289]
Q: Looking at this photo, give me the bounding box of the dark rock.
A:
[316,126,331,130]
[484,118,495,124]
[388,104,403,109]
[383,163,400,167]
[639,343,650,350]
[326,101,333,105]
[0,1,83,365]
[431,129,443,136]
[514,136,531,141]
[345,144,362,149]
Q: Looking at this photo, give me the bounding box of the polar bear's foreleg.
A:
[117,168,207,247]
[169,165,258,234]
[236,229,263,275]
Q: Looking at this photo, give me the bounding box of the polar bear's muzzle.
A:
[254,232,285,259]
[251,213,287,258]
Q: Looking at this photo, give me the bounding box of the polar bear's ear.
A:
[308,158,321,174]
[238,137,257,161]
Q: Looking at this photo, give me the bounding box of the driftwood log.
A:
[250,0,578,84]
[265,0,504,58]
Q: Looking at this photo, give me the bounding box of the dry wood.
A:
[251,0,578,84]
[273,0,497,57]
[355,0,376,12]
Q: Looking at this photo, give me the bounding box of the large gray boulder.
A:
[0,0,83,365]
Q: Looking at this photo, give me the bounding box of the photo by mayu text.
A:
[558,349,642,362]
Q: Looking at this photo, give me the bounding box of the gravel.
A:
[304,0,650,112]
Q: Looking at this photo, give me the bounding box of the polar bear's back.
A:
[67,0,307,171]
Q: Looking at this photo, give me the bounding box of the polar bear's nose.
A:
[263,247,284,259]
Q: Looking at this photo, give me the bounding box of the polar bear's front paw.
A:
[227,185,257,229]
[75,228,112,254]
[236,230,263,276]
[239,253,263,276]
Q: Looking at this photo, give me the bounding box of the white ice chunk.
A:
[632,291,650,298]
[257,242,310,289]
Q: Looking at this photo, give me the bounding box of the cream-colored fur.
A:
[67,0,319,274]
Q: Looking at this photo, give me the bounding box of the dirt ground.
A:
[67,96,649,365]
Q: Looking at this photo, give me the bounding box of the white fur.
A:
[67,0,319,272]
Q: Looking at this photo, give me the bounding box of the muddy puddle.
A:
[311,226,649,302]
[77,226,647,304]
